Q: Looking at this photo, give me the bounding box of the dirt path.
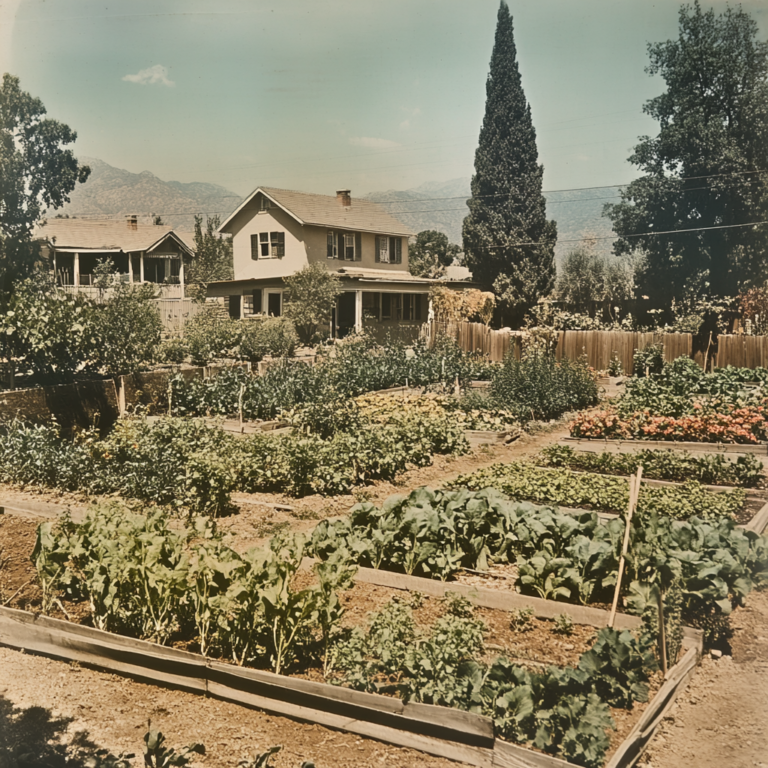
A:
[640,588,768,768]
[0,647,460,768]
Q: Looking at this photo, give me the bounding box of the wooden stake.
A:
[609,466,643,628]
[658,588,668,676]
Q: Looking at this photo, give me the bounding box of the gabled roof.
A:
[218,186,415,237]
[34,219,195,257]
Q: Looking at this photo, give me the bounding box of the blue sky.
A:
[2,0,767,198]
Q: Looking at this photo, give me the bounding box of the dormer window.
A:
[259,196,271,212]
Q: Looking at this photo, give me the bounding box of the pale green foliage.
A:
[283,262,343,344]
[143,730,205,768]
[186,215,233,302]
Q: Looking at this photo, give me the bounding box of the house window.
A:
[267,292,282,317]
[376,236,402,264]
[327,231,337,259]
[344,233,355,261]
[252,289,262,314]
[259,196,270,212]
[256,231,285,258]
[362,292,380,320]
[403,293,423,321]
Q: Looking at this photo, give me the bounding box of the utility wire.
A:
[488,219,768,248]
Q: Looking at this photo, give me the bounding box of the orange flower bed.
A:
[569,406,768,444]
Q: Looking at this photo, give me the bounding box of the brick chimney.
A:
[126,214,138,230]
[336,189,351,207]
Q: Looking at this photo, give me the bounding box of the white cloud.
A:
[349,136,400,149]
[122,64,175,87]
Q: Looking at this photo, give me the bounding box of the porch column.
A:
[179,259,185,299]
[52,250,57,283]
[73,252,80,286]
[140,253,145,282]
[128,252,134,283]
[354,290,363,333]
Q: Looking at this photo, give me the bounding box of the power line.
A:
[489,219,768,248]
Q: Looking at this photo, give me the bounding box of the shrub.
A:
[490,353,598,423]
[157,336,188,364]
[92,283,162,375]
[238,316,298,362]
[184,304,241,365]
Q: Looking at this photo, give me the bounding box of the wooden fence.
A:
[157,299,203,334]
[715,335,768,369]
[553,330,692,374]
[423,322,693,371]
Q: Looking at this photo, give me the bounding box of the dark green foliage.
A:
[618,357,768,418]
[539,445,764,488]
[489,353,599,422]
[184,305,241,365]
[604,2,768,305]
[632,344,664,377]
[409,230,461,278]
[333,599,658,768]
[0,74,90,299]
[143,729,205,768]
[462,3,556,321]
[312,486,768,621]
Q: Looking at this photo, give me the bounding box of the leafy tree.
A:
[0,74,90,301]
[283,262,343,345]
[556,246,635,316]
[186,214,233,302]
[409,230,461,278]
[0,271,98,386]
[91,282,162,375]
[462,2,556,323]
[605,1,768,307]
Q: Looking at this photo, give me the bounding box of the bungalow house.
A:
[208,187,461,338]
[35,216,195,299]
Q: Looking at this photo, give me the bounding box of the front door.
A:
[336,292,356,338]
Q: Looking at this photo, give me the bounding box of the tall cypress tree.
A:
[463,2,556,323]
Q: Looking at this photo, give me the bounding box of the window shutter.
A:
[375,236,381,263]
[355,232,362,261]
[250,234,259,260]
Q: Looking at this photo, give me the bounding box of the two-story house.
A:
[207,187,441,338]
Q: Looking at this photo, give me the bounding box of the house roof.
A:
[335,267,433,283]
[218,186,416,237]
[34,218,195,257]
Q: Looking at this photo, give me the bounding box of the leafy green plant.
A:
[143,729,205,768]
[553,613,574,635]
[237,745,281,768]
[509,607,535,632]
[539,445,764,488]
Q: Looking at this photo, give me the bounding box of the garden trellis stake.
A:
[609,466,643,628]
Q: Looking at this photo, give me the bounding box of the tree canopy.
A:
[408,230,461,278]
[0,74,90,299]
[187,214,234,301]
[604,1,768,307]
[283,262,343,344]
[462,1,556,323]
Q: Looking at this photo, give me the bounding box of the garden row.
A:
[169,335,599,425]
[311,486,768,644]
[32,502,664,768]
[570,357,768,443]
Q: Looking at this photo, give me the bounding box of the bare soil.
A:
[2,415,767,767]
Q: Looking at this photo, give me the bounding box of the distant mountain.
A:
[54,157,243,230]
[363,179,618,260]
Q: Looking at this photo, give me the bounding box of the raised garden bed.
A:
[562,437,768,456]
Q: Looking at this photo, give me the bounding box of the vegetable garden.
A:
[2,345,768,768]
